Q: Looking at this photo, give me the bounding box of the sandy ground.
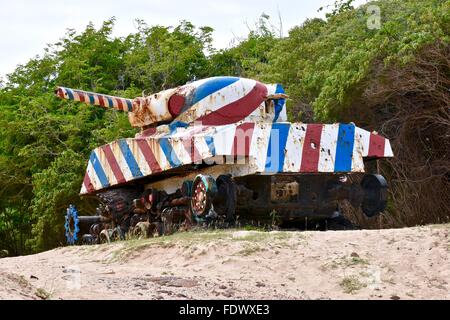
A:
[0,224,449,300]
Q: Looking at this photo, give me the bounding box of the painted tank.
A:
[56,76,393,244]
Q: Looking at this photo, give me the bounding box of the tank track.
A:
[66,173,387,245]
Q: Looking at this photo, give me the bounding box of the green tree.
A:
[262,0,449,121]
[123,20,214,91]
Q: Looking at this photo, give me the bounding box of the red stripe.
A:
[136,140,162,173]
[57,88,65,99]
[196,82,268,126]
[83,172,95,193]
[368,133,386,157]
[300,124,323,172]
[138,127,157,138]
[231,122,255,156]
[101,145,126,184]
[182,138,202,163]
[75,90,86,103]
[116,98,124,111]
[168,94,186,117]
[98,95,105,107]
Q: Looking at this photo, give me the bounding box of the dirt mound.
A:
[0,225,449,300]
[0,272,47,300]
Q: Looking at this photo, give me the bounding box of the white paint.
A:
[283,123,307,172]
[211,125,237,156]
[249,123,272,172]
[384,139,394,157]
[354,127,371,157]
[318,124,339,172]
[86,160,102,191]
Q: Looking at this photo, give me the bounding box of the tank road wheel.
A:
[361,174,388,217]
[214,175,237,224]
[81,234,97,245]
[133,222,150,239]
[99,229,111,244]
[161,208,175,235]
[64,205,80,245]
[111,227,124,241]
[190,175,218,222]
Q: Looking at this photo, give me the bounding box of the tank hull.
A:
[81,122,393,195]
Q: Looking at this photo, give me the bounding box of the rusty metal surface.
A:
[128,89,176,127]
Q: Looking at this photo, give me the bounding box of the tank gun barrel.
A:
[55,87,134,112]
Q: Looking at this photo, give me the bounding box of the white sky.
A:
[0,0,368,79]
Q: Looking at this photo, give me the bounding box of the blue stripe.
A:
[204,136,215,156]
[264,123,290,172]
[191,77,240,105]
[88,94,95,105]
[106,97,114,108]
[159,138,181,168]
[118,139,143,178]
[334,124,355,172]
[168,121,189,133]
[126,100,133,112]
[66,88,74,100]
[89,152,109,188]
[273,84,286,122]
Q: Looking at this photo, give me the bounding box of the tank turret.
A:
[56,77,289,129]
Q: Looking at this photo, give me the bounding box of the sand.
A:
[0,225,449,300]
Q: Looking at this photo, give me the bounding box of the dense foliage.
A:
[0,0,448,256]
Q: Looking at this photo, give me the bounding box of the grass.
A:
[242,225,266,231]
[236,244,264,256]
[35,288,51,300]
[105,228,303,262]
[340,276,367,294]
[320,254,369,271]
[348,256,369,266]
[17,275,30,287]
[429,223,450,230]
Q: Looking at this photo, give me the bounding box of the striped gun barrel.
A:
[55,87,134,112]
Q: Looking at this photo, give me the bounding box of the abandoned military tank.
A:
[56,76,393,245]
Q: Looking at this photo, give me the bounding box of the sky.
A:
[0,0,368,79]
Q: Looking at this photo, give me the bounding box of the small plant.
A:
[35,288,51,300]
[321,254,369,271]
[17,275,30,287]
[269,210,280,227]
[349,256,369,266]
[243,225,265,231]
[340,276,366,294]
